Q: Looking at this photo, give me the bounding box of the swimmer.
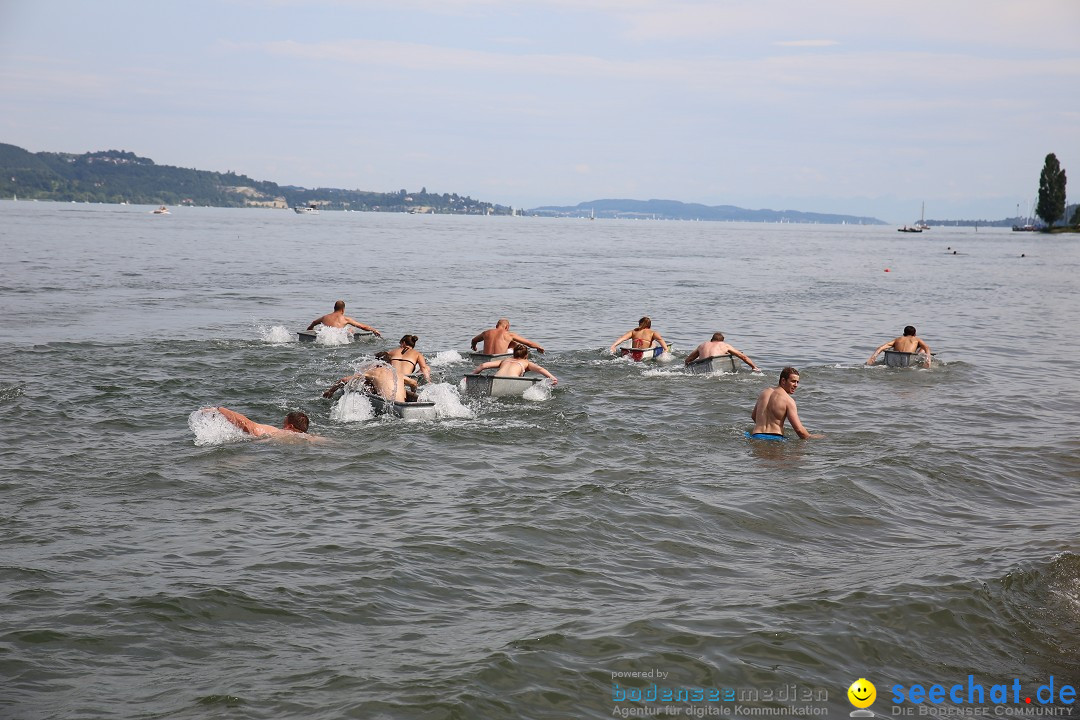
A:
[684,332,759,371]
[609,316,669,355]
[749,367,823,440]
[306,300,381,336]
[472,345,558,384]
[215,406,324,442]
[323,352,420,403]
[867,325,932,367]
[471,318,545,355]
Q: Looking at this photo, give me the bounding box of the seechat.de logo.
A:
[848,678,877,717]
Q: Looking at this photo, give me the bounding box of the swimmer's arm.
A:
[684,348,700,365]
[867,340,893,364]
[917,339,932,365]
[404,376,419,390]
[653,332,669,353]
[511,332,544,354]
[417,353,431,382]
[323,373,361,398]
[787,404,823,439]
[609,330,633,353]
[306,318,321,331]
[216,406,258,435]
[527,362,558,385]
[730,348,759,371]
[472,360,501,374]
[344,316,380,336]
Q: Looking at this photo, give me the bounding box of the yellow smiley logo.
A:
[848,678,876,709]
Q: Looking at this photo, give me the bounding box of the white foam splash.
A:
[259,325,293,343]
[419,382,474,418]
[188,408,248,446]
[330,389,375,423]
[314,326,354,346]
[428,350,465,367]
[656,351,675,363]
[643,366,684,377]
[523,378,555,402]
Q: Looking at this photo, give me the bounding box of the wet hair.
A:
[496,318,510,328]
[779,367,800,382]
[904,326,916,336]
[334,300,345,311]
[513,345,529,359]
[711,332,725,342]
[399,335,418,348]
[285,411,310,433]
[638,316,652,329]
[374,351,391,361]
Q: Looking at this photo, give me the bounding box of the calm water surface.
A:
[1,203,1078,719]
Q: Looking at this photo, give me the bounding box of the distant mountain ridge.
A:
[528,198,887,225]
[0,143,509,215]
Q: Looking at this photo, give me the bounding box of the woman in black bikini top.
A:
[384,335,431,383]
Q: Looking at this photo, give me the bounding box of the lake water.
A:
[1,202,1078,720]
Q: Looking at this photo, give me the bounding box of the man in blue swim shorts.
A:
[749,367,824,440]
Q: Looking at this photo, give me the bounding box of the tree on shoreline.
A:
[1037,153,1067,228]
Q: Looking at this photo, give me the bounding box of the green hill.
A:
[0,143,510,215]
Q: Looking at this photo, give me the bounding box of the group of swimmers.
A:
[217,302,933,444]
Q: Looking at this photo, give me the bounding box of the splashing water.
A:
[331,388,375,423]
[522,378,555,402]
[258,325,293,344]
[419,382,474,418]
[428,350,464,367]
[313,326,354,346]
[188,408,248,446]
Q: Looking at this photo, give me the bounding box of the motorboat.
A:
[152,205,170,215]
[293,203,319,214]
[463,373,542,398]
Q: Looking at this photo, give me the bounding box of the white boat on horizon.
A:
[293,203,319,215]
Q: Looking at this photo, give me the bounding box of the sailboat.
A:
[1012,199,1037,231]
[898,203,928,232]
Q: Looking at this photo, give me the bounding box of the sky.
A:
[1,0,1078,223]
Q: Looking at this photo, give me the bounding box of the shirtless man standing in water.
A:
[867,325,931,367]
[471,318,545,355]
[307,300,382,336]
[749,367,823,440]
